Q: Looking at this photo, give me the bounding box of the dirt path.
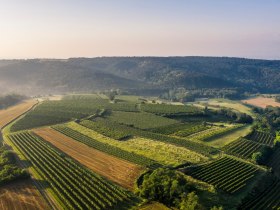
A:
[0,99,38,129]
[33,127,144,190]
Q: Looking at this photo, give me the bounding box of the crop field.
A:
[140,103,201,115]
[80,119,218,156]
[242,96,280,108]
[0,180,49,210]
[53,124,159,168]
[106,111,178,129]
[185,157,260,194]
[246,130,275,147]
[10,98,139,132]
[33,127,144,190]
[173,123,210,137]
[189,124,243,142]
[223,138,266,159]
[149,122,202,135]
[8,131,139,210]
[239,177,280,210]
[0,99,38,129]
[62,122,208,166]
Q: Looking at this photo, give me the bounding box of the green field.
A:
[106,111,178,129]
[64,122,208,166]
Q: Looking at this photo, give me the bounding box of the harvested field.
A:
[242,97,280,108]
[0,180,49,210]
[33,127,144,190]
[0,100,38,129]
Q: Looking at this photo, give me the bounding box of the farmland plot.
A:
[33,127,143,190]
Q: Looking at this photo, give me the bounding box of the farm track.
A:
[0,99,38,129]
[0,180,50,210]
[33,127,144,190]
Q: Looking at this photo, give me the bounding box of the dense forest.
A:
[0,57,280,96]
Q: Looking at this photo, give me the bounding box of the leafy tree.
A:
[137,168,193,207]
[274,131,280,147]
[179,192,200,210]
[252,152,262,164]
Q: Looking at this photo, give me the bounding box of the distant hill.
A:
[0,57,279,95]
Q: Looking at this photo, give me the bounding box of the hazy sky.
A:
[0,0,280,59]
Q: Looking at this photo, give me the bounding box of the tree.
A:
[137,168,192,207]
[252,152,262,164]
[274,131,280,147]
[179,192,200,210]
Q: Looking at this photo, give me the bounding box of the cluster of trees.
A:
[252,106,280,132]
[0,147,29,186]
[0,94,26,109]
[275,131,280,147]
[276,96,280,102]
[251,147,273,165]
[160,88,246,102]
[137,168,223,210]
[213,108,253,123]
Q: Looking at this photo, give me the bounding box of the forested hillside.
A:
[0,57,280,95]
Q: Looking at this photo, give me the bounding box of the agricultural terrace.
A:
[184,157,261,194]
[56,122,208,166]
[8,131,139,210]
[33,127,143,190]
[0,180,49,210]
[105,111,178,129]
[242,96,280,108]
[0,99,38,129]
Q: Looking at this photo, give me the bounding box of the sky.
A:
[0,0,280,59]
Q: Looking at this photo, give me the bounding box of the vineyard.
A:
[246,130,275,147]
[52,125,160,168]
[223,138,267,160]
[106,111,178,129]
[140,103,202,115]
[62,122,208,166]
[8,131,139,210]
[239,176,280,209]
[10,98,139,132]
[189,124,243,141]
[185,157,260,194]
[80,119,218,156]
[173,123,209,137]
